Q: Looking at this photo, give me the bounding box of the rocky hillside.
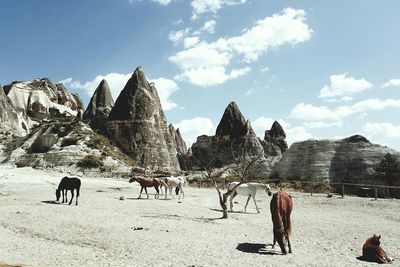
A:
[271,135,400,185]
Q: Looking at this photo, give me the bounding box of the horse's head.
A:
[128,177,136,183]
[366,234,381,246]
[265,184,272,196]
[55,189,60,201]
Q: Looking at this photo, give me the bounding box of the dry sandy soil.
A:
[0,166,399,267]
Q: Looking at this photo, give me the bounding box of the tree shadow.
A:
[236,243,281,255]
[209,208,258,214]
[41,200,60,205]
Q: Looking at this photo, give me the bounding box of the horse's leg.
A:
[144,187,148,199]
[229,191,237,212]
[154,186,159,199]
[165,186,168,199]
[138,187,143,199]
[61,189,65,203]
[244,195,251,212]
[68,189,74,205]
[76,186,80,205]
[64,189,68,203]
[180,186,184,199]
[252,195,260,213]
[286,234,292,253]
[169,187,175,199]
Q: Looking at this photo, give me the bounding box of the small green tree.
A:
[374,153,400,197]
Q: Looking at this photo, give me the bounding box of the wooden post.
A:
[341,183,345,198]
[374,186,378,200]
[311,182,314,196]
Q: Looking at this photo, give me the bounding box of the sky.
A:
[1,0,400,150]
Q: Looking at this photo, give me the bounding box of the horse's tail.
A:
[77,179,81,198]
[159,179,168,189]
[271,193,284,234]
[283,194,292,236]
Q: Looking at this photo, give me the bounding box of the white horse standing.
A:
[161,176,187,200]
[228,182,272,213]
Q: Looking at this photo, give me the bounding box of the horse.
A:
[128,176,167,199]
[161,176,187,200]
[360,234,393,263]
[228,182,272,213]
[270,191,293,254]
[55,176,81,205]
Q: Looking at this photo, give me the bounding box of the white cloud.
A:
[129,0,172,6]
[285,126,313,145]
[191,0,247,19]
[174,117,214,145]
[148,78,179,110]
[61,72,179,111]
[168,28,190,45]
[169,8,312,87]
[201,20,216,34]
[260,66,269,72]
[382,78,400,88]
[363,122,400,139]
[183,36,200,48]
[175,66,250,87]
[319,73,373,99]
[291,98,400,122]
[302,121,342,129]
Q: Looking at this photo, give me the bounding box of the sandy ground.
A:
[0,166,399,267]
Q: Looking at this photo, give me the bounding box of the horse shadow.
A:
[41,200,61,205]
[236,243,281,255]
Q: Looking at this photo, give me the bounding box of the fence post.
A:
[341,183,345,198]
[374,186,378,200]
[311,182,314,196]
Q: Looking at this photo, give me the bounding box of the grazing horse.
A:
[129,176,166,199]
[56,176,81,205]
[228,182,272,213]
[361,234,393,263]
[161,176,186,200]
[270,191,292,254]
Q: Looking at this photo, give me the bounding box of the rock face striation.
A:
[168,124,187,155]
[271,135,400,185]
[83,79,115,128]
[105,67,180,173]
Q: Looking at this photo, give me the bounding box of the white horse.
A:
[161,176,187,200]
[228,182,272,213]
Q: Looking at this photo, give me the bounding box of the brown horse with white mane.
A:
[270,191,293,254]
[128,176,166,199]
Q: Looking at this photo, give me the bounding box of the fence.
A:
[194,178,400,200]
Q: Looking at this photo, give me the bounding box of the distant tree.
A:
[373,153,400,196]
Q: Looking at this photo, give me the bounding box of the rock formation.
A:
[271,135,400,186]
[105,67,180,173]
[260,120,288,156]
[3,79,80,129]
[168,124,187,155]
[83,79,114,128]
[0,84,21,134]
[190,102,273,177]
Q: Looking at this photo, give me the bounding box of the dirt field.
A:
[0,166,399,266]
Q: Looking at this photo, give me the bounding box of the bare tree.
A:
[195,141,264,218]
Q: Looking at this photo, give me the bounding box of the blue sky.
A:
[1,0,400,150]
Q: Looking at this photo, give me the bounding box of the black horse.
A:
[56,176,81,205]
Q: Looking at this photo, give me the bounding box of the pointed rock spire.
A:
[263,120,288,154]
[83,79,114,123]
[215,101,254,140]
[105,66,180,172]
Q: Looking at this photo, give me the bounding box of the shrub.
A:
[61,137,79,147]
[77,155,104,169]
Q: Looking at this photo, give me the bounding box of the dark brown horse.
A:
[360,234,393,263]
[128,176,166,199]
[270,191,293,254]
